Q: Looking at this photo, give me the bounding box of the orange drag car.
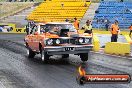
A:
[24,22,93,62]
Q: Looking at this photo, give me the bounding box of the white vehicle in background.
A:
[0,25,13,32]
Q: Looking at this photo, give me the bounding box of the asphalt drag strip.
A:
[0,34,131,88]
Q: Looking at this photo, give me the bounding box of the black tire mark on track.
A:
[0,39,26,54]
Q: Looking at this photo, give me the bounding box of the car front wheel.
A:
[80,53,89,62]
[27,48,35,58]
[41,50,49,62]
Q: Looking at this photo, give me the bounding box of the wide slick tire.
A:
[27,48,35,58]
[41,50,49,62]
[80,53,89,62]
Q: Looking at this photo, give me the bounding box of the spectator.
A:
[30,0,34,2]
[73,17,79,30]
[30,25,37,34]
[25,22,30,35]
[65,18,69,22]
[129,24,132,37]
[9,0,12,2]
[61,2,64,8]
[110,20,120,42]
[28,22,32,34]
[126,8,130,13]
[84,3,87,7]
[81,20,92,34]
[104,18,108,23]
[105,23,109,31]
[25,25,29,35]
[120,0,123,2]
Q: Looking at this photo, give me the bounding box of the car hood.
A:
[43,32,92,38]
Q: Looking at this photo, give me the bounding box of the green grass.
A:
[0,2,34,18]
[0,0,6,2]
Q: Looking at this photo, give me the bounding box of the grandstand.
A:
[27,0,91,22]
[92,1,132,30]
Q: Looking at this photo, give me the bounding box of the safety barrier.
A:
[92,30,129,35]
[104,42,130,56]
[14,28,26,33]
[92,35,100,52]
[124,35,132,44]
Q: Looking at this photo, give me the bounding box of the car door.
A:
[32,34,40,51]
[27,25,38,51]
[27,34,35,50]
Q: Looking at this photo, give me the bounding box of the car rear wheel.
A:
[41,50,49,62]
[27,48,35,58]
[80,53,89,62]
[62,54,69,58]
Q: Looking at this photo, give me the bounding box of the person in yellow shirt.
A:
[110,20,120,42]
[81,20,92,34]
[129,24,132,37]
[73,18,79,30]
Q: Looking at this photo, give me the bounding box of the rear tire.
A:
[80,53,89,62]
[41,50,49,62]
[62,54,69,58]
[27,48,35,58]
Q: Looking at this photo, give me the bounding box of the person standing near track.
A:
[129,24,132,37]
[25,22,30,35]
[110,20,120,42]
[81,20,92,34]
[73,17,79,30]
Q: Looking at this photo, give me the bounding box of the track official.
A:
[82,20,92,34]
[110,20,120,42]
[129,24,132,37]
[73,17,79,30]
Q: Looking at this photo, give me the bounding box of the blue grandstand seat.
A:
[92,1,132,29]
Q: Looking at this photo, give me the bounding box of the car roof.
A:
[36,22,72,25]
[47,22,72,24]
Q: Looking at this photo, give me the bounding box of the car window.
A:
[41,24,77,33]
